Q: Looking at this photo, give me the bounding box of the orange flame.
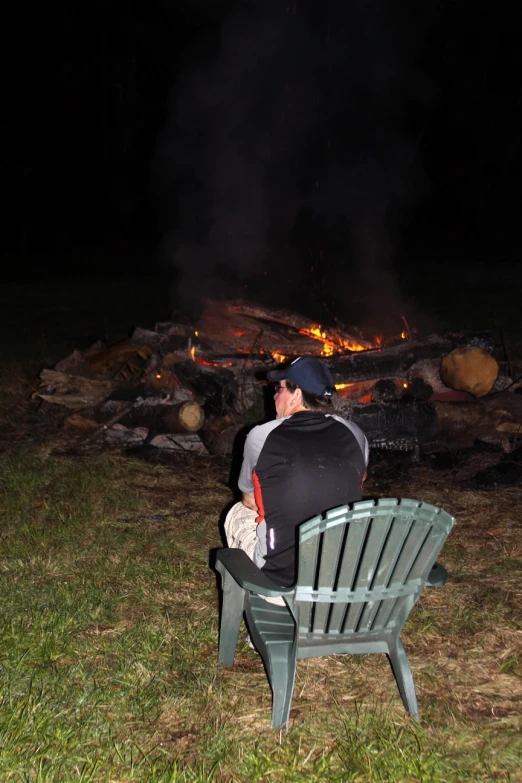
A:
[190,346,196,362]
[271,352,288,363]
[299,323,368,354]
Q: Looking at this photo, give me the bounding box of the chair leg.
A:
[217,567,245,667]
[268,647,298,730]
[387,637,419,719]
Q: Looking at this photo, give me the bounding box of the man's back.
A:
[239,411,367,586]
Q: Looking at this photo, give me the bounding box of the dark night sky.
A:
[3,1,522,322]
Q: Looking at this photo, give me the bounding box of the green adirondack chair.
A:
[215,498,455,729]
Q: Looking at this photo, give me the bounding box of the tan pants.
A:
[224,502,285,606]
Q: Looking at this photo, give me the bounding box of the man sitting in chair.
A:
[225,356,369,594]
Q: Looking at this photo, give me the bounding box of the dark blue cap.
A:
[267,356,334,397]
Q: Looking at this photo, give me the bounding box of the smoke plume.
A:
[153,0,430,331]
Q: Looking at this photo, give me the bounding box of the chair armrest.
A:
[426,562,448,587]
[215,549,294,598]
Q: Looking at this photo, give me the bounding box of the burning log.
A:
[194,298,377,362]
[197,308,326,357]
[327,332,496,386]
[226,300,374,352]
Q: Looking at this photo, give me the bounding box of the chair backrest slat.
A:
[298,520,322,587]
[368,595,401,631]
[350,515,393,592]
[341,601,365,633]
[317,522,346,590]
[328,601,348,634]
[355,599,379,632]
[297,522,322,632]
[334,514,371,592]
[370,517,414,589]
[294,498,455,642]
[311,521,346,633]
[386,521,431,586]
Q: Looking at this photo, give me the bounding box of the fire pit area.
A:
[34,299,522,462]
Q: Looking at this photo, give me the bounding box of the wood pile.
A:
[33,299,521,456]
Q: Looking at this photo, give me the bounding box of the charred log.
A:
[334,388,522,456]
[335,400,438,455]
[326,331,496,384]
[172,360,237,416]
[197,311,327,356]
[226,299,374,351]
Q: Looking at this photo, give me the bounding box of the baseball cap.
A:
[267,356,335,397]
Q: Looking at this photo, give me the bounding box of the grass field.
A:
[0,275,521,782]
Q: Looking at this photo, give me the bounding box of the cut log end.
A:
[440,346,499,398]
[164,401,205,433]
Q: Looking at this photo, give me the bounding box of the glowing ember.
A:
[401,315,412,341]
[190,346,196,361]
[335,382,374,404]
[196,359,233,368]
[271,352,289,363]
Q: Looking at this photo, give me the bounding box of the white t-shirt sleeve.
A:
[238,418,288,493]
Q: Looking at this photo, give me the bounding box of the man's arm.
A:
[241,492,258,512]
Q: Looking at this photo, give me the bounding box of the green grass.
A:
[1,450,521,782]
